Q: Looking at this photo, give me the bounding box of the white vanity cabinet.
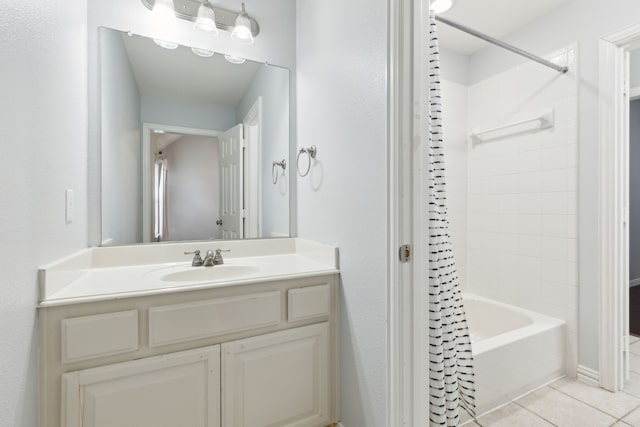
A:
[222,323,330,427]
[39,276,340,427]
[61,346,221,427]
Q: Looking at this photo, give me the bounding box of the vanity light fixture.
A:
[430,0,455,14]
[194,0,219,34]
[151,0,176,21]
[191,47,215,57]
[141,0,260,42]
[224,55,246,64]
[230,3,254,45]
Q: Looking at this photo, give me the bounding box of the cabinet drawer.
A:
[149,291,281,347]
[288,284,331,322]
[61,310,139,364]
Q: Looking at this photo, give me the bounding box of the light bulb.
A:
[430,0,454,14]
[191,47,215,57]
[231,4,254,45]
[194,2,219,34]
[153,39,179,49]
[151,0,176,22]
[224,55,246,64]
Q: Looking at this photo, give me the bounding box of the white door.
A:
[61,346,221,427]
[222,323,330,427]
[219,124,244,239]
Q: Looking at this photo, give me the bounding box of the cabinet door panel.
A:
[222,323,329,427]
[62,346,220,427]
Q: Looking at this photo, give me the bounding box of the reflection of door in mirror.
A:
[143,121,261,243]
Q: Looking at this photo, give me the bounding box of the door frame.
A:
[141,123,221,243]
[598,23,640,391]
[242,97,262,239]
[388,0,426,425]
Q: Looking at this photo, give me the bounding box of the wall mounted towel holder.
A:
[297,146,317,177]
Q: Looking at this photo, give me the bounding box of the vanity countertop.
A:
[39,239,339,307]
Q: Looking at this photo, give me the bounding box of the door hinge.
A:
[242,209,247,218]
[399,244,411,263]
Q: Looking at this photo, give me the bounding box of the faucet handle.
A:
[213,249,231,265]
[184,250,204,267]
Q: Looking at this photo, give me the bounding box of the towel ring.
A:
[272,159,286,184]
[297,146,317,177]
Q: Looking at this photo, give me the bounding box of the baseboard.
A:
[577,365,600,386]
[630,278,640,287]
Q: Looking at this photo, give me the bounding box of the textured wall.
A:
[0,0,88,425]
[296,0,388,425]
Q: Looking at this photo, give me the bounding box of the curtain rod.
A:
[434,15,568,74]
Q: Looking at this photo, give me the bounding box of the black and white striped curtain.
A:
[428,11,476,426]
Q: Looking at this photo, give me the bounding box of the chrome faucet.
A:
[186,249,230,267]
[184,250,204,266]
[203,249,231,266]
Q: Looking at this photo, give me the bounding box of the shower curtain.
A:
[154,154,168,242]
[428,11,476,426]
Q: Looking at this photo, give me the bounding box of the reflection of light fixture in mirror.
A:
[151,0,176,21]
[430,0,455,13]
[231,3,254,45]
[191,47,215,57]
[194,1,219,35]
[224,55,246,64]
[152,129,166,134]
[153,39,179,49]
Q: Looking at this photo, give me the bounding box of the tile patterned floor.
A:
[460,336,640,426]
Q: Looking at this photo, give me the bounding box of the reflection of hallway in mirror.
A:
[151,132,220,241]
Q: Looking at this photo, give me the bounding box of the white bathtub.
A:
[463,294,566,415]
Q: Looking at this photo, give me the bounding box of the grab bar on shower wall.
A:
[469,109,555,144]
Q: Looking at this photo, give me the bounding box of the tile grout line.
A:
[549,383,638,421]
[512,400,560,426]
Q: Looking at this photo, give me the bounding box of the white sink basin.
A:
[160,265,260,282]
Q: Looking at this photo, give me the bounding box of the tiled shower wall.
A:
[443,45,578,374]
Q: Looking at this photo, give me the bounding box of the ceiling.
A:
[437,0,574,55]
[121,33,262,107]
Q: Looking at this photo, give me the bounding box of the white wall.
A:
[141,96,237,132]
[466,0,640,375]
[466,45,579,374]
[296,0,388,425]
[237,65,290,238]
[440,47,470,86]
[0,0,88,425]
[164,135,220,241]
[88,0,297,246]
[101,29,142,245]
[440,79,469,288]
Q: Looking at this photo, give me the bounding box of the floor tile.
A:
[478,403,552,426]
[625,372,640,398]
[631,353,640,375]
[516,386,616,427]
[631,336,640,344]
[630,340,640,355]
[553,378,640,418]
[612,422,632,427]
[623,405,640,426]
[460,422,481,427]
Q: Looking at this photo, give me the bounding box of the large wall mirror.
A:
[99,27,290,245]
